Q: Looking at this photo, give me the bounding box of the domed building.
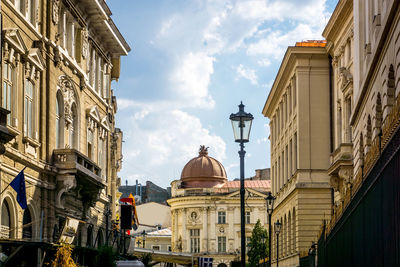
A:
[167,146,271,266]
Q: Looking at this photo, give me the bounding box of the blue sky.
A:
[108,0,338,188]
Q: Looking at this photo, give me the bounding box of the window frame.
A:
[218,211,226,224]
[218,236,226,253]
[2,62,15,126]
[190,229,200,253]
[24,78,35,139]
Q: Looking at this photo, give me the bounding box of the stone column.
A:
[183,208,187,251]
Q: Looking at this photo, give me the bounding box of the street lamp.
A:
[230,102,254,267]
[274,221,282,267]
[265,192,275,267]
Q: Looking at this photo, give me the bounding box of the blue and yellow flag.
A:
[10,169,27,209]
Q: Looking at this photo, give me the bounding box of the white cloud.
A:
[118,105,226,187]
[170,52,216,109]
[114,0,334,186]
[257,58,271,67]
[235,64,258,85]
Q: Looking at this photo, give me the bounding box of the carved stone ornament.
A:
[82,29,89,59]
[58,76,77,124]
[52,0,60,25]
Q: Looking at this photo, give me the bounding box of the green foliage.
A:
[140,253,156,267]
[247,219,268,267]
[95,246,118,267]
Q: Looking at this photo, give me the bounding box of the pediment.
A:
[101,116,110,131]
[226,188,267,198]
[87,106,101,123]
[28,48,46,71]
[4,29,27,54]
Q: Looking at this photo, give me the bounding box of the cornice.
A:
[322,0,353,41]
[262,47,327,117]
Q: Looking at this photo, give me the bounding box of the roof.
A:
[222,180,271,189]
[147,227,172,237]
[295,40,326,47]
[180,146,227,188]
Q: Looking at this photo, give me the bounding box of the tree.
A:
[247,219,268,267]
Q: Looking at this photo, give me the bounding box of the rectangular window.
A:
[246,237,251,253]
[218,211,226,224]
[87,129,93,159]
[218,236,226,252]
[103,72,110,99]
[285,145,288,183]
[245,211,250,224]
[293,76,297,108]
[289,140,292,176]
[98,138,103,166]
[294,133,298,171]
[2,63,13,125]
[152,245,160,251]
[190,229,200,253]
[24,80,34,138]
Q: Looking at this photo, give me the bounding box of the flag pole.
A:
[0,167,27,196]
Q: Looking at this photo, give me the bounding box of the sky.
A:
[108,0,339,188]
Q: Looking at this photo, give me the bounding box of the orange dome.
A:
[180,146,227,188]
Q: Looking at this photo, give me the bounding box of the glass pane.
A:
[7,85,11,110]
[28,101,32,137]
[2,83,6,108]
[56,118,59,148]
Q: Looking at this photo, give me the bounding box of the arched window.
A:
[288,211,292,254]
[385,64,395,112]
[292,208,296,253]
[375,93,382,137]
[280,217,283,258]
[284,215,287,256]
[337,104,342,147]
[97,229,104,248]
[367,115,372,150]
[2,63,15,125]
[22,208,32,239]
[87,225,93,247]
[56,92,64,148]
[360,133,365,168]
[69,104,77,149]
[1,201,11,239]
[24,79,35,138]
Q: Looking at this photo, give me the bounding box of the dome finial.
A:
[199,145,209,156]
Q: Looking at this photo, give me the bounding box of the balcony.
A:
[53,149,105,212]
[328,143,353,201]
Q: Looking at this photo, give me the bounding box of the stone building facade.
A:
[262,41,332,267]
[320,0,400,235]
[323,0,354,207]
[0,0,129,252]
[167,147,270,267]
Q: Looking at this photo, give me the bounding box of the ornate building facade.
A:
[262,41,332,267]
[323,0,354,206]
[0,0,129,255]
[167,147,270,267]
[316,1,400,265]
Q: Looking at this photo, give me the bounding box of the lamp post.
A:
[265,192,275,267]
[274,221,282,267]
[261,234,266,267]
[141,230,147,248]
[230,102,254,267]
